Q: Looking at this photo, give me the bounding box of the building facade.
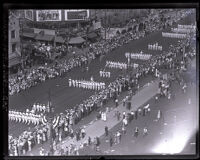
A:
[9,14,21,57]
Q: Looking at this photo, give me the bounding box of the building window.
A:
[12,43,16,53]
[11,30,15,39]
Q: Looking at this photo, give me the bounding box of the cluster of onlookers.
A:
[33,42,67,59]
[8,9,196,156]
[9,9,192,96]
[9,125,49,156]
[9,33,195,155]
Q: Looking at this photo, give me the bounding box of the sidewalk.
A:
[56,80,159,154]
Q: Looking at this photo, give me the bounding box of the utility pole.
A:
[104,9,107,40]
[46,89,55,155]
[19,17,24,71]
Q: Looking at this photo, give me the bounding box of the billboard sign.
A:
[36,10,62,21]
[65,10,89,21]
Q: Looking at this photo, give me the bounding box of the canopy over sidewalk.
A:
[22,32,36,39]
[35,34,54,42]
[55,36,65,44]
[87,32,98,39]
[9,53,22,68]
[68,36,85,45]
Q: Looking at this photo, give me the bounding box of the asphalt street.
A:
[8,12,197,155]
[78,58,197,155]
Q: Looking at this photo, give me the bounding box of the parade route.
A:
[7,9,197,156]
[56,80,159,154]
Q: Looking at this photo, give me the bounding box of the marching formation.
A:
[125,52,152,60]
[99,70,111,78]
[9,110,41,125]
[178,24,196,29]
[171,28,194,34]
[162,32,187,39]
[106,61,128,70]
[32,103,48,113]
[68,79,106,90]
[8,9,196,156]
[148,42,163,51]
[171,24,196,34]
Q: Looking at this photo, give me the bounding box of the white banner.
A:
[36,10,62,21]
[64,9,89,21]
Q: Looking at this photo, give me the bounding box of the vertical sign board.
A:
[93,21,101,30]
[25,10,34,21]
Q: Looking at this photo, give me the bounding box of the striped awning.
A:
[68,36,85,44]
[35,34,54,41]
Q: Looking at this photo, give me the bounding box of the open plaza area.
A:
[6,8,198,157]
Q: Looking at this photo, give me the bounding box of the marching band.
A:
[106,61,128,69]
[9,110,41,125]
[125,52,152,60]
[148,42,163,51]
[162,32,187,39]
[100,70,111,78]
[68,79,106,90]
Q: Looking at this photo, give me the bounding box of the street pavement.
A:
[77,60,197,155]
[55,80,159,153]
[8,12,197,155]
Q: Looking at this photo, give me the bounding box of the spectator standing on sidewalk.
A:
[122,125,126,135]
[134,127,139,137]
[122,111,126,119]
[109,136,113,147]
[143,127,148,136]
[116,131,121,143]
[105,126,109,137]
[122,98,126,107]
[81,127,86,139]
[88,136,91,145]
[115,98,119,107]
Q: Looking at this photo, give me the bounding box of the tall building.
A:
[8,12,22,69]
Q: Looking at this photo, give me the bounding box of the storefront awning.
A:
[9,53,22,68]
[51,52,62,60]
[55,36,65,43]
[22,32,36,39]
[35,34,54,41]
[68,37,85,45]
[87,32,98,39]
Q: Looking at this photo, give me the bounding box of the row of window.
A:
[11,43,16,53]
[11,30,16,39]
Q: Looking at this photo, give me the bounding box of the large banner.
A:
[64,10,89,21]
[25,10,34,21]
[36,10,62,21]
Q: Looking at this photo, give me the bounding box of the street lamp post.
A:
[19,18,24,71]
[45,89,55,155]
[104,9,107,40]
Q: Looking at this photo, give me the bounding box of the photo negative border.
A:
[2,1,199,160]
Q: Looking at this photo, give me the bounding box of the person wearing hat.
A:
[143,127,148,136]
[39,147,45,156]
[81,127,86,139]
[109,135,113,147]
[134,126,139,137]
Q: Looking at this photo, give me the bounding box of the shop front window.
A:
[12,43,16,53]
[11,30,16,39]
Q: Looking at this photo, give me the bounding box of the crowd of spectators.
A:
[9,31,196,155]
[33,42,67,59]
[9,9,193,96]
[9,9,196,156]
